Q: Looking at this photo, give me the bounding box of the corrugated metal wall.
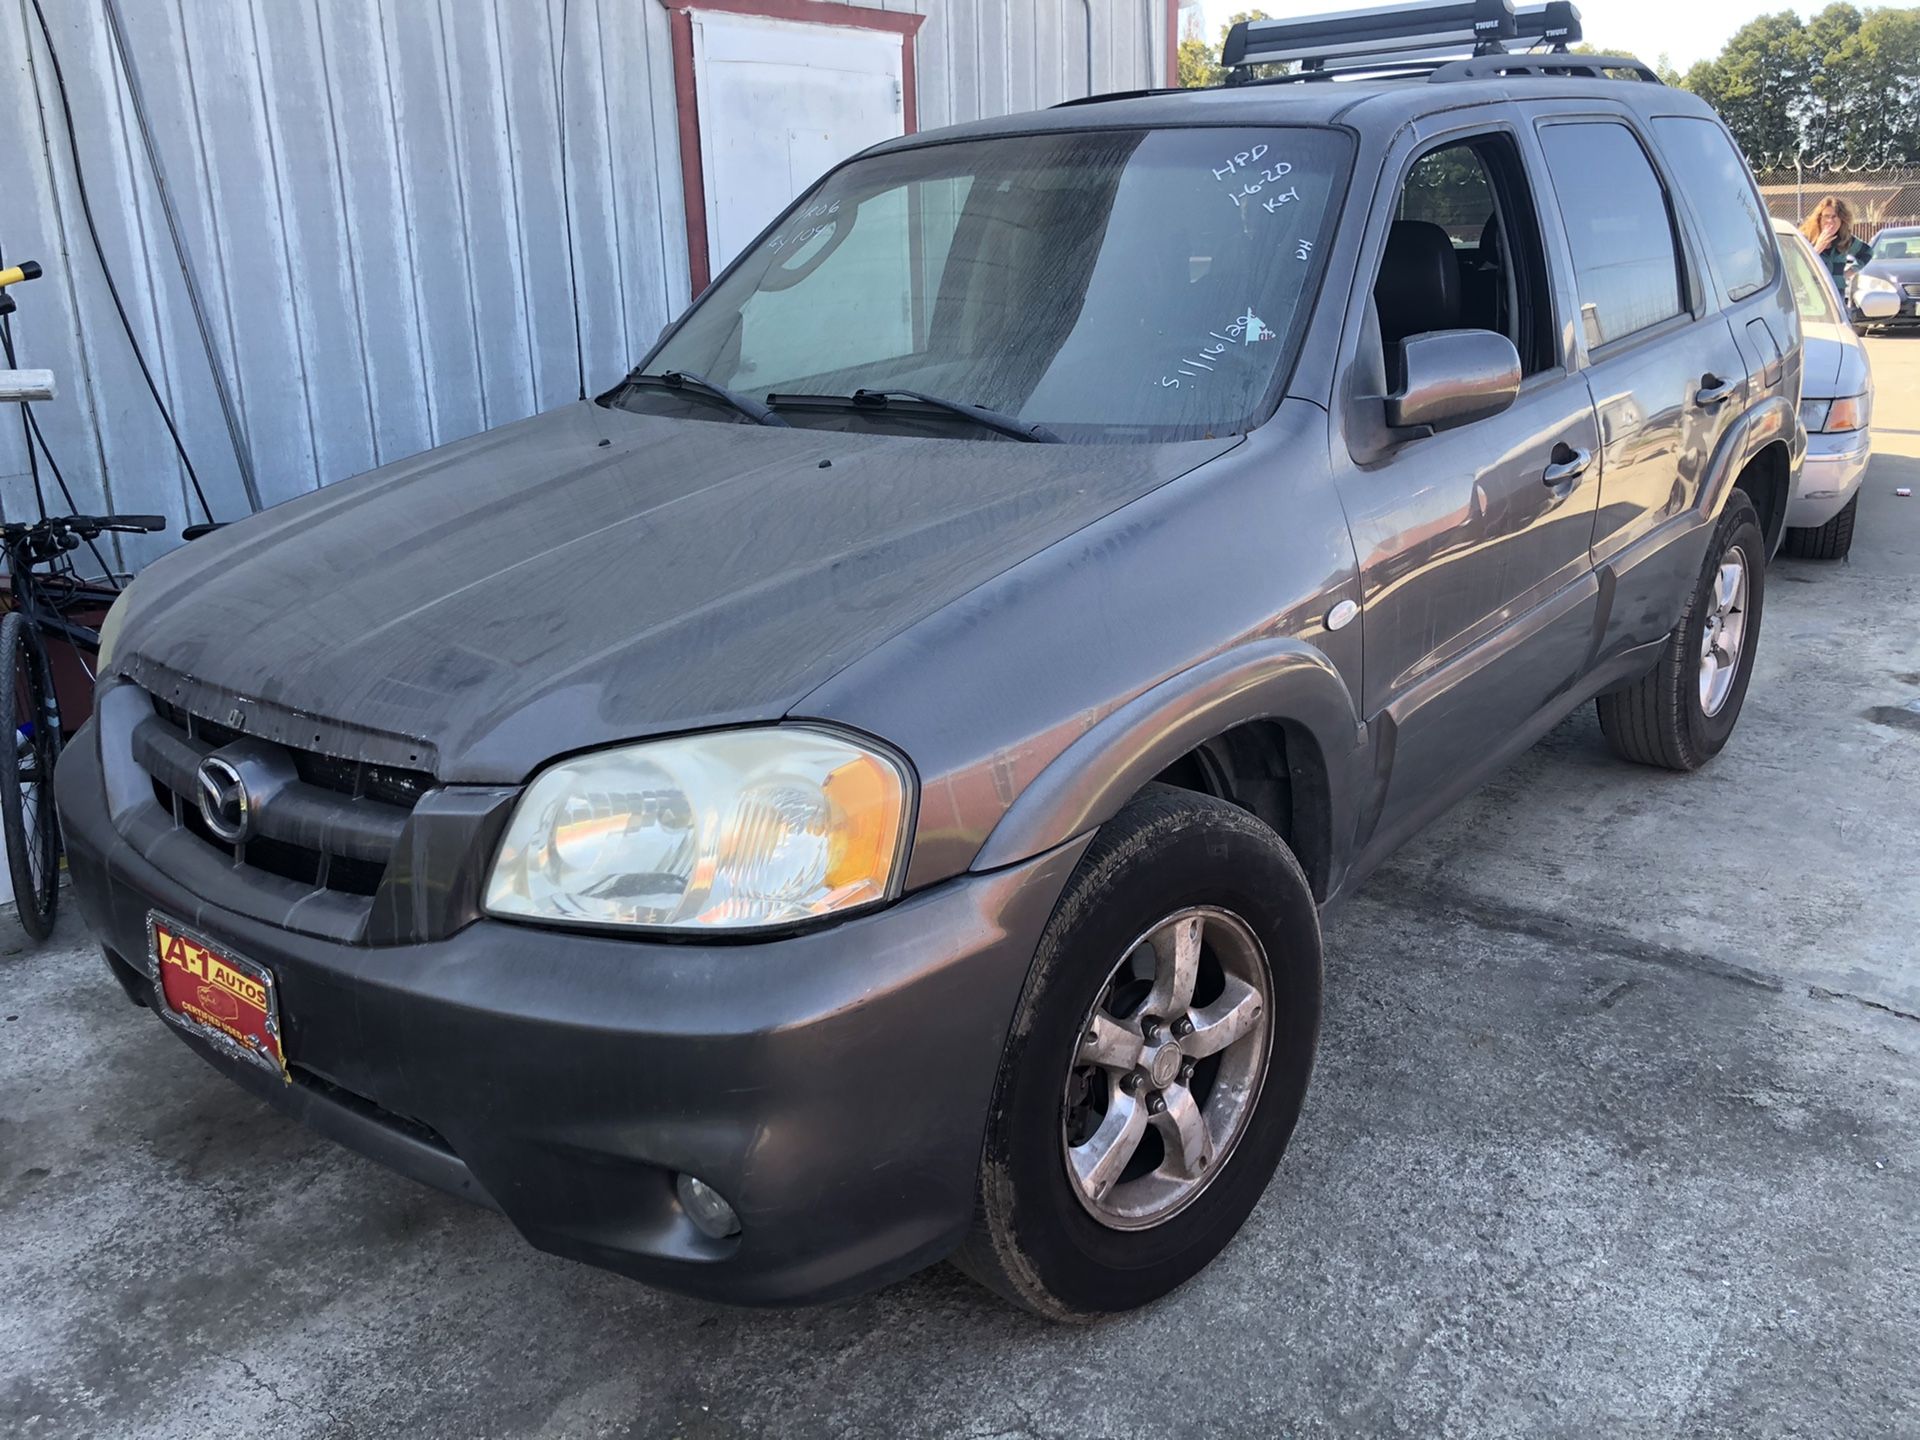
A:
[0,0,1170,572]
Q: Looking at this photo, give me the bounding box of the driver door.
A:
[1332,117,1601,852]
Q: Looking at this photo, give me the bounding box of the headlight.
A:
[1854,272,1896,296]
[95,580,140,670]
[484,727,912,932]
[1802,394,1868,434]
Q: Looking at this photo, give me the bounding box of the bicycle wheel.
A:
[0,610,62,939]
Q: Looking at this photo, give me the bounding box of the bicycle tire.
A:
[0,611,62,940]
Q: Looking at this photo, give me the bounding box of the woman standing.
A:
[1802,195,1872,299]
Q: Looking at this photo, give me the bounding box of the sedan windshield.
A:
[632,126,1350,441]
[1872,231,1919,260]
[1779,231,1842,324]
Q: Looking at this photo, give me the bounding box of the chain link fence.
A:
[1752,164,1920,240]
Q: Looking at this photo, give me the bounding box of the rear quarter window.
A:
[1652,116,1776,301]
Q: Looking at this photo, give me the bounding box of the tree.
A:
[1680,12,1811,163]
[1569,42,1683,84]
[1820,5,1920,160]
[1801,3,1866,156]
[1178,31,1222,88]
[1675,4,1920,165]
[1178,10,1277,88]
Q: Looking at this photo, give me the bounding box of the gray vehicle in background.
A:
[57,1,1803,1319]
[1849,224,1920,328]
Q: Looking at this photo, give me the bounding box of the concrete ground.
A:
[4,339,1918,1439]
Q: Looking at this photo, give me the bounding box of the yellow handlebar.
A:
[0,262,43,289]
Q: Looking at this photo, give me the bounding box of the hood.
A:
[1859,256,1920,287]
[1797,322,1863,398]
[1804,320,1850,395]
[118,402,1236,781]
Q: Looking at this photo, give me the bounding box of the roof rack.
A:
[1052,86,1184,110]
[1218,0,1656,86]
[1223,0,1521,72]
[1427,51,1662,83]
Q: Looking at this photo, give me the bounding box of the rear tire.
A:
[1781,492,1858,561]
[955,784,1322,1319]
[1597,490,1765,772]
[0,612,61,940]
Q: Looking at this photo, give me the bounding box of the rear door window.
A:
[1536,121,1686,349]
[1651,116,1776,301]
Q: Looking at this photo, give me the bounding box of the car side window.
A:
[1651,116,1775,301]
[1374,135,1556,377]
[1537,121,1685,349]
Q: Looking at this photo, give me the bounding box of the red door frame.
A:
[658,0,926,295]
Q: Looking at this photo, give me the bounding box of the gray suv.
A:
[58,4,1800,1319]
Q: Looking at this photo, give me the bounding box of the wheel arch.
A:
[1700,396,1797,556]
[1734,437,1792,555]
[970,639,1364,902]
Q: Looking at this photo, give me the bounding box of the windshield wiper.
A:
[622,369,788,427]
[766,387,1059,443]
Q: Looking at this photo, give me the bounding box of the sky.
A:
[1195,1,1823,74]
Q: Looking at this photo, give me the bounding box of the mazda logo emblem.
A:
[195,754,252,844]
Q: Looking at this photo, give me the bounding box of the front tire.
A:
[955,784,1322,1319]
[1782,492,1858,561]
[0,611,62,940]
[1596,490,1765,772]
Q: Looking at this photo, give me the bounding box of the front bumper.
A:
[1788,426,1872,529]
[57,719,1085,1305]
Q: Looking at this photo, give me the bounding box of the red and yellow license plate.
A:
[150,914,288,1081]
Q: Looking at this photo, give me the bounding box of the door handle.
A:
[1694,375,1736,407]
[1543,443,1591,489]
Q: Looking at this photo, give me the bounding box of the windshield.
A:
[1779,231,1842,324]
[1872,231,1918,261]
[632,126,1350,441]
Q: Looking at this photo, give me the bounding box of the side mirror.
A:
[1385,329,1522,433]
[1857,289,1900,321]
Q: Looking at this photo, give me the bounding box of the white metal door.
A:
[691,12,905,276]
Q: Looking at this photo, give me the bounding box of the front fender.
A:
[971,638,1367,891]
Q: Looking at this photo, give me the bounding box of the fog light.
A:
[676,1173,741,1239]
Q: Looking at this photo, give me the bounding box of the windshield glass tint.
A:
[643,127,1350,440]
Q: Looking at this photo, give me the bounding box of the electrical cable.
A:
[100,0,261,513]
[26,0,215,524]
[555,0,587,402]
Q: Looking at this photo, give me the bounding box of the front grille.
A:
[153,699,431,810]
[1904,283,1920,299]
[140,694,433,899]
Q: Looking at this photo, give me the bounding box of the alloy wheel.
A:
[1698,544,1750,718]
[1060,906,1273,1231]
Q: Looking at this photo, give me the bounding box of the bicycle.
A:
[1,259,166,937]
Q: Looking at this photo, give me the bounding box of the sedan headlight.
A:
[1854,271,1897,297]
[484,728,912,932]
[1802,393,1869,434]
[95,579,140,670]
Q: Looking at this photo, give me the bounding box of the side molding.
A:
[970,638,1366,879]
